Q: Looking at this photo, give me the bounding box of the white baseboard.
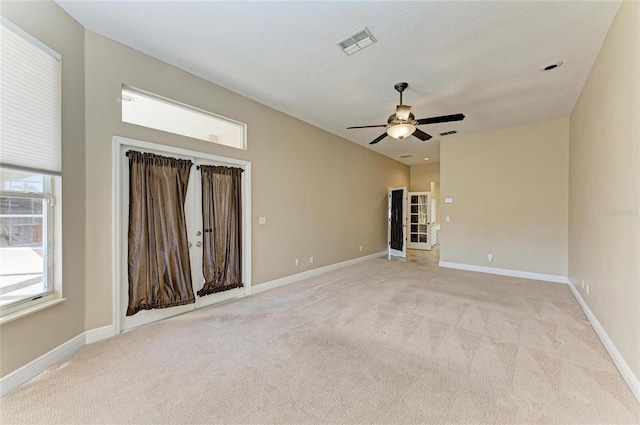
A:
[0,325,115,397]
[0,333,84,397]
[567,279,640,404]
[84,325,115,345]
[253,251,387,294]
[438,261,568,284]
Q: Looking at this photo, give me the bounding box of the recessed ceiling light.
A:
[424,157,429,161]
[541,61,564,71]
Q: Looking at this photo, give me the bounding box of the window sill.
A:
[0,298,66,326]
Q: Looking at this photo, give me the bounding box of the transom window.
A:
[121,86,247,150]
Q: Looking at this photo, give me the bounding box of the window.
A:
[0,169,56,313]
[0,18,62,319]
[121,86,247,150]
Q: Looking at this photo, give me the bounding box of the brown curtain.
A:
[198,165,243,296]
[126,151,195,316]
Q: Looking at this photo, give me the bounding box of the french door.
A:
[118,141,249,331]
[407,192,431,251]
[388,187,407,258]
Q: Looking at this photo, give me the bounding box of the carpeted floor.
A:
[1,249,638,424]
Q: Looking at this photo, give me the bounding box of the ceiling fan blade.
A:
[416,113,465,125]
[347,124,387,129]
[413,128,432,141]
[369,133,388,145]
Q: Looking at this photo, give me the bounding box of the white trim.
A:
[0,332,84,397]
[567,279,640,403]
[112,138,122,335]
[0,324,115,397]
[0,298,65,326]
[112,136,252,334]
[253,251,387,294]
[438,261,568,284]
[84,325,115,345]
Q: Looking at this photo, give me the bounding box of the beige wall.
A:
[0,1,86,376]
[0,1,408,377]
[83,33,408,329]
[440,119,569,276]
[410,163,440,223]
[569,0,639,382]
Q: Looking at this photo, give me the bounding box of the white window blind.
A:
[0,18,61,175]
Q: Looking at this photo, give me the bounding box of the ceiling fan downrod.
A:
[394,82,408,105]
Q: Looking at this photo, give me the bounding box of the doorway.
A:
[113,137,251,333]
[388,187,407,258]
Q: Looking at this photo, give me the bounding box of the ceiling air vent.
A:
[337,28,376,56]
[439,130,458,136]
[397,154,412,159]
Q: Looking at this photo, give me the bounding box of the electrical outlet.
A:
[582,279,585,289]
[310,256,314,264]
[295,258,299,266]
[586,284,590,295]
[488,254,493,263]
[359,246,363,252]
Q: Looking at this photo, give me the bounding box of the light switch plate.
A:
[444,197,454,204]
[259,216,266,225]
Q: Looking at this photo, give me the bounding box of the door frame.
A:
[112,136,252,334]
[388,186,407,258]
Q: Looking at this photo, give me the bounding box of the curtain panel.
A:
[198,165,243,296]
[126,151,195,316]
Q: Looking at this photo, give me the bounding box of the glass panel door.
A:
[407,192,431,251]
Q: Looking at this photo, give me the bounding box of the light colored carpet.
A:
[1,249,638,424]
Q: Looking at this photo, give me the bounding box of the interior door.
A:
[407,192,431,251]
[388,187,407,258]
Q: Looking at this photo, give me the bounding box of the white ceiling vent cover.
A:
[397,154,412,159]
[337,28,376,56]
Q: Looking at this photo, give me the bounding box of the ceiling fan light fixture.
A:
[396,105,412,121]
[387,123,416,140]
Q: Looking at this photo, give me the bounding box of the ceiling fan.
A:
[347,82,465,145]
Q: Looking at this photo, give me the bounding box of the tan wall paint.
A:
[0,2,86,377]
[569,1,639,380]
[430,182,441,225]
[0,1,407,377]
[440,119,569,276]
[410,164,440,223]
[83,32,408,330]
[410,164,440,191]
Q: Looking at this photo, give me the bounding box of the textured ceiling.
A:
[56,1,620,166]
